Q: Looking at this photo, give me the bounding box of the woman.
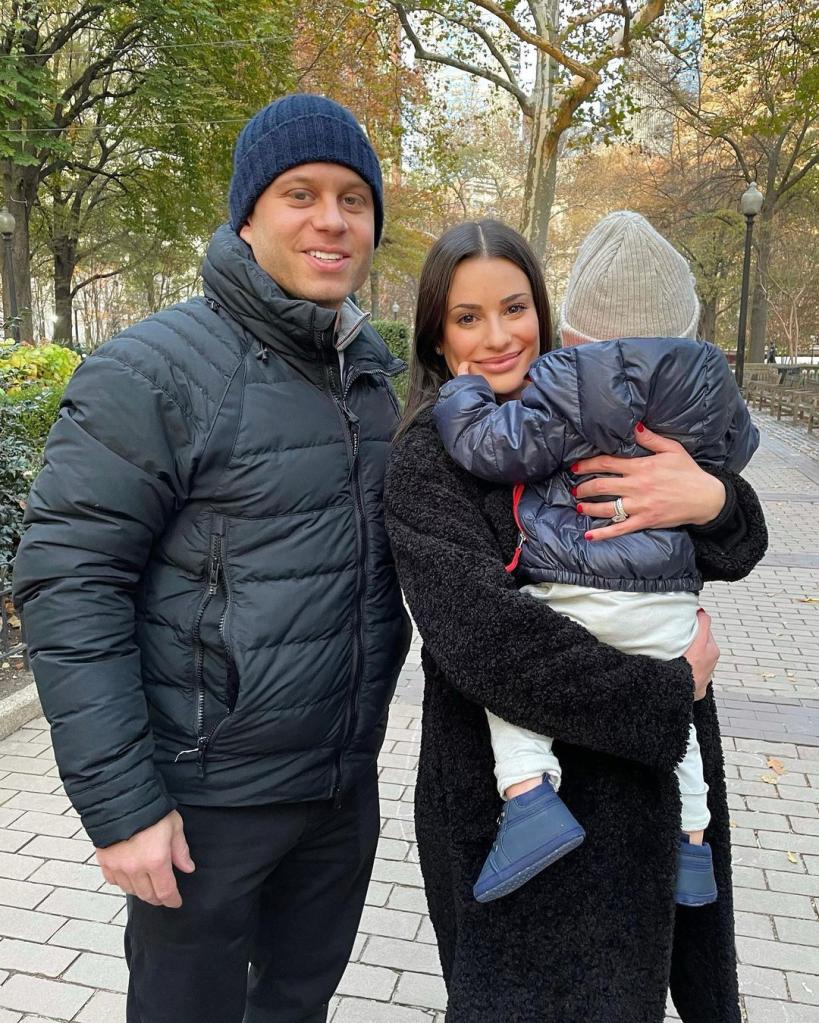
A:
[384,220,767,1022]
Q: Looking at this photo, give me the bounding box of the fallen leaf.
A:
[760,773,779,784]
[788,852,798,864]
[767,757,786,775]
[761,673,777,679]
[0,662,8,670]
[799,597,819,604]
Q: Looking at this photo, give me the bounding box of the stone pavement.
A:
[0,408,815,1022]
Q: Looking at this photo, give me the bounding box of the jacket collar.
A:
[201,224,403,380]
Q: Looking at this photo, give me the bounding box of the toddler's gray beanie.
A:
[559,211,700,346]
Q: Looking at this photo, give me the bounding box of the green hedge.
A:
[0,343,76,563]
[371,320,410,403]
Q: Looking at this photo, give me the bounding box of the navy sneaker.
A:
[473,778,585,904]
[675,835,718,906]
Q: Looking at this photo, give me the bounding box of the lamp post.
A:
[391,301,400,321]
[0,205,19,343]
[735,181,763,389]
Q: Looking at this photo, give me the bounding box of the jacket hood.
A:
[201,224,403,378]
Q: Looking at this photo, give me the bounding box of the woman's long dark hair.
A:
[397,219,553,440]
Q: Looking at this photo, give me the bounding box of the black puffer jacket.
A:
[385,411,768,1023]
[434,338,759,592]
[13,225,411,847]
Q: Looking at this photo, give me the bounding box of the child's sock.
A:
[505,776,543,799]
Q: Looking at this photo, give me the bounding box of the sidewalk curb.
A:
[0,682,42,741]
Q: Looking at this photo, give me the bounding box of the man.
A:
[13,94,412,1023]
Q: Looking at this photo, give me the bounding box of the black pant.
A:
[125,767,379,1023]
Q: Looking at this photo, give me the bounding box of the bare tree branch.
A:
[389,4,533,114]
[466,0,598,80]
[71,266,125,298]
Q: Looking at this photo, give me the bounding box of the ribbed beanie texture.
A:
[559,211,700,347]
[229,94,384,246]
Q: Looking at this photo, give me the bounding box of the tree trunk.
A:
[53,234,76,344]
[521,47,559,261]
[700,295,717,343]
[370,268,380,320]
[749,208,774,364]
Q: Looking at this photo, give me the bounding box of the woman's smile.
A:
[473,349,526,372]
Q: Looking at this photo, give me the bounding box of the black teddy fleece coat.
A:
[384,411,768,1023]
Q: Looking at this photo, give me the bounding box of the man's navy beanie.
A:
[229,94,384,246]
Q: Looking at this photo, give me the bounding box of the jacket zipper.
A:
[322,336,368,808]
[505,483,528,574]
[176,515,231,776]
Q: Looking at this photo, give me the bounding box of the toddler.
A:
[433,211,758,905]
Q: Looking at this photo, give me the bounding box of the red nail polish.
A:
[576,504,583,514]
[584,531,593,541]
[571,487,578,498]
[571,463,579,473]
[636,421,645,433]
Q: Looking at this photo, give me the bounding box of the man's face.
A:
[239,162,375,310]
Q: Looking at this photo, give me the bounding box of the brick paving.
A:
[0,408,815,1021]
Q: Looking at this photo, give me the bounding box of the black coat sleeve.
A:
[12,347,196,847]
[385,418,695,773]
[689,471,768,582]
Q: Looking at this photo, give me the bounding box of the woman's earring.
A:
[435,346,442,355]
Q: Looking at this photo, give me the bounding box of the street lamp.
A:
[735,181,764,389]
[391,301,400,321]
[0,205,19,343]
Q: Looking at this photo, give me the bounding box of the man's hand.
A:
[95,810,195,908]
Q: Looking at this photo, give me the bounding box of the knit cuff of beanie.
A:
[558,303,701,348]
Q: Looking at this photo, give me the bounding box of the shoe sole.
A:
[676,889,718,907]
[473,827,586,904]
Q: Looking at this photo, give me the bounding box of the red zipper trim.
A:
[505,483,526,574]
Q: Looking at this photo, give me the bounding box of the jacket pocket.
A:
[190,516,238,742]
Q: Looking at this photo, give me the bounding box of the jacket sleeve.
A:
[384,420,694,773]
[433,375,568,483]
[723,398,760,473]
[12,348,195,847]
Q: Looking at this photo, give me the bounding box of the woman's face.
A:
[440,257,540,399]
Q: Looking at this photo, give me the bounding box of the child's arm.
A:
[433,371,569,484]
[723,394,760,473]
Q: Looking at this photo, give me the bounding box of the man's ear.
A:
[238,220,252,245]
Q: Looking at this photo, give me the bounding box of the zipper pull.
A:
[505,533,526,574]
[197,735,210,779]
[332,783,343,810]
[208,553,221,594]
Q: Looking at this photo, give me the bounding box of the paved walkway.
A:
[0,410,816,1022]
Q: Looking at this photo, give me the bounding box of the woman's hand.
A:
[684,610,720,700]
[574,424,726,541]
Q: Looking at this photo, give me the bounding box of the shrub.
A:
[0,402,40,565]
[371,320,410,403]
[0,342,80,395]
[0,343,77,563]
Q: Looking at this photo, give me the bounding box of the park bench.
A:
[744,365,781,411]
[744,363,819,433]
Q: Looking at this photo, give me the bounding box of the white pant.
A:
[486,584,711,834]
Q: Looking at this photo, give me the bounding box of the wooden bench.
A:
[742,363,819,432]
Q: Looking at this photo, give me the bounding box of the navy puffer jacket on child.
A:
[434,337,759,593]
